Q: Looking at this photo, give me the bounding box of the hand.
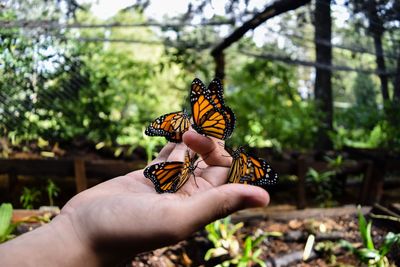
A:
[0,131,269,267]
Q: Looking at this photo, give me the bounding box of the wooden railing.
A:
[0,149,399,208]
[0,158,146,194]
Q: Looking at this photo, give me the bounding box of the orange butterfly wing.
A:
[227,148,249,184]
[227,147,278,187]
[145,111,190,143]
[190,78,235,140]
[244,156,278,186]
[144,150,196,193]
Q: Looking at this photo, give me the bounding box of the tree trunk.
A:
[214,52,225,80]
[314,0,333,150]
[393,50,400,103]
[367,0,390,102]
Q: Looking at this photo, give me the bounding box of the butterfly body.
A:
[144,150,197,193]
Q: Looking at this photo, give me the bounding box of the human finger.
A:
[167,143,188,162]
[179,184,269,234]
[151,142,176,164]
[183,131,231,167]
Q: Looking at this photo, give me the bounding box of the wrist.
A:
[0,213,99,267]
[50,213,100,266]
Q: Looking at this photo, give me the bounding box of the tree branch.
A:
[210,0,311,57]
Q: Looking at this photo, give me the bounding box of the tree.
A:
[347,0,399,102]
[314,0,333,150]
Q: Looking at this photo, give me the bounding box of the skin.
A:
[0,130,269,266]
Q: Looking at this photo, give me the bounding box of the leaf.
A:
[244,236,252,256]
[205,247,228,260]
[357,248,380,261]
[228,222,243,237]
[204,248,215,260]
[253,248,262,258]
[379,232,400,257]
[253,234,266,247]
[207,234,220,247]
[307,168,318,180]
[0,203,13,242]
[358,207,375,250]
[339,239,357,253]
[254,258,267,267]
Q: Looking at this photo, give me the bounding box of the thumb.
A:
[182,184,269,231]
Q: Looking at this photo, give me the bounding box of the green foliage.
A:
[331,73,400,150]
[0,203,15,243]
[20,187,42,209]
[353,74,378,109]
[305,168,338,207]
[314,241,339,265]
[340,207,400,267]
[231,234,268,267]
[228,58,319,149]
[331,123,386,149]
[1,5,186,152]
[380,102,400,150]
[205,216,282,266]
[46,179,60,207]
[1,0,399,154]
[205,216,243,262]
[326,155,344,171]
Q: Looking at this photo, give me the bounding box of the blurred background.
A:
[1,1,400,265]
[0,0,399,208]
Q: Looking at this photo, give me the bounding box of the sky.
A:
[77,0,280,46]
[79,0,210,20]
[76,0,350,47]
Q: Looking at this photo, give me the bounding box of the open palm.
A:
[56,131,269,266]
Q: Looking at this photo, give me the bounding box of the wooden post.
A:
[296,157,308,209]
[359,160,386,205]
[7,169,18,203]
[74,159,87,193]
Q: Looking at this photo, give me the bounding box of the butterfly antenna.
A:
[246,135,256,148]
[193,159,206,170]
[190,167,200,188]
[221,145,234,158]
[193,174,199,188]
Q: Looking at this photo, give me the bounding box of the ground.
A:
[129,205,400,267]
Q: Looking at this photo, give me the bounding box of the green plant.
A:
[228,57,319,150]
[205,216,243,263]
[205,217,282,266]
[325,155,344,171]
[46,179,60,207]
[230,233,269,267]
[340,207,400,267]
[0,203,15,243]
[20,187,42,209]
[305,168,338,207]
[314,240,339,265]
[141,132,165,164]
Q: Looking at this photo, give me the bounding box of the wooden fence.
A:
[0,149,399,208]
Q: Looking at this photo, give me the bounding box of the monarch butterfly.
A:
[207,78,225,108]
[227,147,278,187]
[145,111,190,143]
[190,78,235,140]
[144,149,197,193]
